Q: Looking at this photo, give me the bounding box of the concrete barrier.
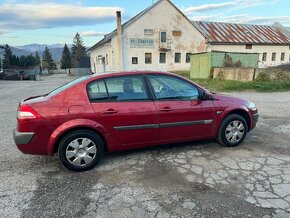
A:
[213,67,255,82]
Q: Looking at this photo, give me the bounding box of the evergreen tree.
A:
[35,51,41,66]
[61,44,71,69]
[3,44,12,69]
[71,33,87,67]
[26,54,36,66]
[19,55,26,67]
[11,55,19,66]
[42,46,56,70]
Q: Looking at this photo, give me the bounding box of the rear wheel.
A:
[58,130,104,172]
[217,114,248,147]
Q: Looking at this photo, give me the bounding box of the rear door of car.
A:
[146,74,216,142]
[87,74,159,147]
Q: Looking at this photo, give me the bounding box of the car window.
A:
[48,76,89,96]
[87,80,108,102]
[105,75,149,101]
[148,74,199,100]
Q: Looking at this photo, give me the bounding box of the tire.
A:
[217,114,248,147]
[58,130,104,172]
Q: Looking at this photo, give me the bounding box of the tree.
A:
[10,55,19,66]
[26,54,36,67]
[3,44,12,69]
[35,51,41,66]
[42,46,56,70]
[71,33,87,67]
[61,44,71,69]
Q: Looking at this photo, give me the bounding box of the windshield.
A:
[48,76,90,96]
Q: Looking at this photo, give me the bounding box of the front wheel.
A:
[217,114,248,147]
[58,130,104,172]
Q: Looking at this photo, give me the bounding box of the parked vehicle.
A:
[13,71,259,171]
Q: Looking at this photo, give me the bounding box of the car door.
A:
[87,75,159,147]
[147,74,216,142]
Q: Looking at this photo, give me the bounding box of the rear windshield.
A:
[48,76,89,96]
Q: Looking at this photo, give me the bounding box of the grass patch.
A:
[172,71,290,92]
[193,79,290,92]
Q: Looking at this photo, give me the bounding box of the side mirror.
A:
[199,91,211,101]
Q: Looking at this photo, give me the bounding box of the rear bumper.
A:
[13,129,34,145]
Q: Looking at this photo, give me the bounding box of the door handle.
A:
[159,107,172,112]
[102,109,118,114]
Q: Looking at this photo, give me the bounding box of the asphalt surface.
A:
[0,74,290,218]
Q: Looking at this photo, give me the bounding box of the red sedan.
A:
[13,71,259,171]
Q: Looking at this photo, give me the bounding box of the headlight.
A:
[248,101,257,111]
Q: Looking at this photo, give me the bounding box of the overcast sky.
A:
[0,0,289,47]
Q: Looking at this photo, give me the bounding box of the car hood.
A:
[211,93,250,107]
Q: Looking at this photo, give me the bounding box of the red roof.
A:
[192,21,290,45]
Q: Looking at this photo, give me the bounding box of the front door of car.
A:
[88,75,159,147]
[147,74,216,142]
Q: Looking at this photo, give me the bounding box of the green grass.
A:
[193,79,290,92]
[172,71,290,92]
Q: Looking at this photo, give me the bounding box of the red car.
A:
[13,71,259,171]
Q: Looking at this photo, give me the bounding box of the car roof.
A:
[87,71,176,82]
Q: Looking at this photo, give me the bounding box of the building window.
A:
[262,53,267,61]
[272,53,276,61]
[173,31,181,36]
[281,52,285,61]
[144,29,153,35]
[132,57,138,64]
[175,53,181,63]
[159,53,166,63]
[245,44,252,49]
[145,53,152,64]
[186,53,191,63]
[161,32,167,43]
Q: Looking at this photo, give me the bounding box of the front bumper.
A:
[13,129,35,145]
[253,113,259,122]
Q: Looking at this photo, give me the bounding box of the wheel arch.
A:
[52,127,108,155]
[215,108,251,137]
[47,119,109,156]
[226,109,251,132]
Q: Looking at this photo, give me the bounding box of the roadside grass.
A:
[193,79,290,92]
[172,71,290,92]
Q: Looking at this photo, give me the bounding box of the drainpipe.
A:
[116,11,123,71]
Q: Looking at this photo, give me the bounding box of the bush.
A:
[274,71,290,81]
[255,72,271,81]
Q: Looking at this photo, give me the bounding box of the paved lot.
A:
[0,74,290,218]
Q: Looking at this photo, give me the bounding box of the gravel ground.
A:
[0,74,290,218]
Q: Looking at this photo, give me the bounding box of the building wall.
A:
[90,42,114,73]
[90,0,206,73]
[208,44,290,68]
[121,0,206,72]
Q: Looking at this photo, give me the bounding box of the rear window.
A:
[48,76,89,96]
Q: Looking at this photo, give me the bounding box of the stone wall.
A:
[213,67,255,82]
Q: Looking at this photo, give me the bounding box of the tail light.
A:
[17,104,41,121]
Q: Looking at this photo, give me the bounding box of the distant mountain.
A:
[10,47,31,57]
[13,44,71,62]
[1,43,92,62]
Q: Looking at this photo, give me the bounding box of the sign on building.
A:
[130,38,154,48]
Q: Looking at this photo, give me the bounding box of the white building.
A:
[89,0,290,73]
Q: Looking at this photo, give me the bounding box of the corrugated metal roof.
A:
[192,21,290,45]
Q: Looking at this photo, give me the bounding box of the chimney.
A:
[116,11,122,35]
[116,11,123,70]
